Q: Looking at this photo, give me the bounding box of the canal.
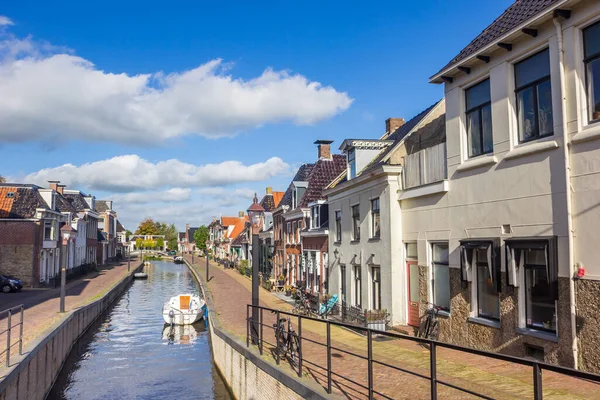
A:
[48,259,232,399]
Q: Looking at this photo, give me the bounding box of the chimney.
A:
[385,118,405,135]
[57,184,66,195]
[238,211,245,218]
[314,140,334,160]
[266,187,273,195]
[48,180,60,192]
[186,224,190,231]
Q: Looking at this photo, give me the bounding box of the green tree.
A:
[194,225,209,251]
[156,237,165,249]
[157,223,178,250]
[135,238,143,249]
[135,218,160,235]
[125,230,133,241]
[142,239,156,249]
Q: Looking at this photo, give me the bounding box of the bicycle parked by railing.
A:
[272,311,300,364]
[292,289,314,316]
[417,302,444,340]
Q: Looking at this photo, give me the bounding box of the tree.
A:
[135,238,143,249]
[157,223,178,250]
[0,175,5,183]
[142,239,156,249]
[156,237,165,249]
[135,218,159,235]
[194,225,209,251]
[125,230,133,241]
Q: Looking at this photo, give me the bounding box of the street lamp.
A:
[247,193,264,345]
[60,224,74,313]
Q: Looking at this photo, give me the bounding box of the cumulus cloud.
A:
[17,154,293,192]
[0,16,13,27]
[110,188,191,204]
[0,27,353,144]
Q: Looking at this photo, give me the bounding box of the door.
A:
[407,260,420,327]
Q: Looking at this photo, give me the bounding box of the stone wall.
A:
[185,260,330,400]
[0,221,37,286]
[575,279,600,373]
[0,263,143,400]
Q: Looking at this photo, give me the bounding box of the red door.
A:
[407,260,420,327]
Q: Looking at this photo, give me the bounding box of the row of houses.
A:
[207,0,600,372]
[0,180,128,287]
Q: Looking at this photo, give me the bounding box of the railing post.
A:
[327,320,332,394]
[430,341,437,399]
[276,310,281,365]
[368,329,374,400]
[533,363,543,400]
[6,309,11,367]
[259,307,263,355]
[19,305,23,355]
[297,315,302,378]
[246,305,250,348]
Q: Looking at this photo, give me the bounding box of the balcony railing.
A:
[403,142,447,189]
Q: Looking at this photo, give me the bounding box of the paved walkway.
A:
[0,258,139,369]
[187,255,600,400]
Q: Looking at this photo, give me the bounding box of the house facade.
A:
[404,0,600,371]
[96,200,118,261]
[256,187,284,277]
[63,189,99,266]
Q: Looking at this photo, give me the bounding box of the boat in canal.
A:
[162,293,205,325]
[162,323,205,344]
[174,256,184,264]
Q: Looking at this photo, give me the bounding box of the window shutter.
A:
[461,247,473,282]
[506,246,519,287]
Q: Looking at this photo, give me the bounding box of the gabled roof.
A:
[433,0,561,78]
[298,155,347,207]
[0,185,51,219]
[220,216,247,240]
[272,191,285,208]
[95,200,109,213]
[231,232,249,247]
[179,232,186,241]
[63,193,91,211]
[116,220,126,232]
[56,193,78,214]
[187,227,198,241]
[280,163,314,208]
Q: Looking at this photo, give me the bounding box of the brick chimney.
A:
[314,140,334,160]
[266,187,273,195]
[48,180,60,192]
[385,118,405,135]
[57,184,65,195]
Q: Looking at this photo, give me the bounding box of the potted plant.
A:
[284,285,292,296]
[278,274,285,286]
[366,309,388,331]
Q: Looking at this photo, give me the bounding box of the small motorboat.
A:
[162,294,205,325]
[162,323,205,344]
[174,256,184,264]
[134,272,148,279]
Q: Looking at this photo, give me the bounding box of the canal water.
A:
[48,260,232,399]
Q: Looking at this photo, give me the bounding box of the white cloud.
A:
[0,16,13,27]
[17,154,293,192]
[110,188,191,204]
[0,29,353,144]
[197,187,255,199]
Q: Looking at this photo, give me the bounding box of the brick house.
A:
[63,189,99,266]
[96,200,118,261]
[256,187,284,278]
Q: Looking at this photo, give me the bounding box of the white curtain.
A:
[462,247,473,281]
[486,245,493,284]
[507,247,519,287]
[544,244,549,280]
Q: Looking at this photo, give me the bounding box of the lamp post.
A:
[192,245,194,265]
[60,224,73,313]
[247,193,265,345]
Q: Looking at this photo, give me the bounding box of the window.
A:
[372,266,381,310]
[465,79,493,157]
[406,243,418,259]
[292,189,297,209]
[506,238,557,333]
[348,149,356,179]
[44,221,53,240]
[432,243,450,312]
[584,21,600,122]
[352,205,360,241]
[311,206,319,229]
[461,240,501,320]
[335,211,342,242]
[292,222,297,243]
[371,198,380,238]
[287,222,291,243]
[514,49,553,142]
[354,265,362,307]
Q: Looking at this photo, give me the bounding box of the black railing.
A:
[246,304,600,399]
[0,305,24,367]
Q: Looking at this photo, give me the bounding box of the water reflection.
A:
[48,260,231,400]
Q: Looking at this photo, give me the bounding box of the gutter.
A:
[553,16,578,370]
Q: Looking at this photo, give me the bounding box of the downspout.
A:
[553,16,578,369]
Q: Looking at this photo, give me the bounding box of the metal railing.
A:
[403,142,447,189]
[0,305,24,367]
[246,304,600,400]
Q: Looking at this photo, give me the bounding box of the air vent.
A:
[501,224,512,235]
[6,192,15,198]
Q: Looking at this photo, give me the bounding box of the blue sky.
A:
[0,0,513,231]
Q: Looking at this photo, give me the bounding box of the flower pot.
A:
[367,321,386,331]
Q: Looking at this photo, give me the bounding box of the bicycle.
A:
[292,290,313,316]
[417,302,444,340]
[272,312,301,364]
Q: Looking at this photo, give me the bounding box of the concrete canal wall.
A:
[0,263,143,400]
[185,260,329,400]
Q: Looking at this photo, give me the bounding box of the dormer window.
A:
[348,148,356,179]
[311,205,320,229]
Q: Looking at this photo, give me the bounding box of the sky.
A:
[0,0,513,231]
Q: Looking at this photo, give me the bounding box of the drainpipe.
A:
[553,16,578,370]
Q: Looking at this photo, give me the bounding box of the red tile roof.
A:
[272,191,285,208]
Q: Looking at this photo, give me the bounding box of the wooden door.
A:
[407,260,420,327]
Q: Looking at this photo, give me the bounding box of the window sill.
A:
[334,241,342,245]
[368,237,381,242]
[468,316,500,329]
[437,310,450,318]
[456,155,497,173]
[573,122,600,144]
[516,327,558,342]
[504,140,558,161]
[350,240,361,244]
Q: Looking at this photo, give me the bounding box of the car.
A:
[168,250,177,256]
[0,274,23,293]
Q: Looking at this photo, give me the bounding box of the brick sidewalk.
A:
[187,255,600,400]
[0,259,139,368]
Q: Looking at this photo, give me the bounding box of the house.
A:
[0,183,67,286]
[53,183,89,273]
[324,105,443,326]
[96,200,118,261]
[256,187,285,278]
[116,220,127,256]
[179,224,199,253]
[209,215,247,261]
[413,0,600,371]
[63,188,99,266]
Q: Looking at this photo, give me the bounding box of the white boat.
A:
[134,272,148,279]
[174,256,184,264]
[162,323,205,344]
[162,294,205,325]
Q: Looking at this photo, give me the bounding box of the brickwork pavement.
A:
[0,258,139,368]
[187,256,600,399]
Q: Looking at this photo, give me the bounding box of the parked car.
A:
[0,275,23,293]
[168,250,177,256]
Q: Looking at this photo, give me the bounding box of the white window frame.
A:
[335,210,342,242]
[351,204,360,241]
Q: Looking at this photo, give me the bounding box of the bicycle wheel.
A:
[429,320,440,341]
[418,316,430,338]
[289,333,300,364]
